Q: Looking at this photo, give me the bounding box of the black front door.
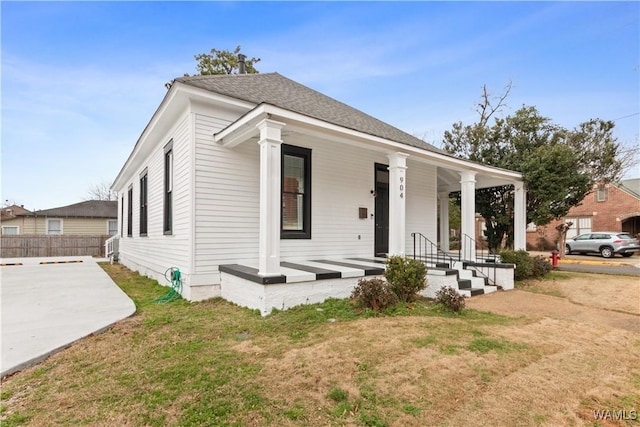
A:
[374,163,389,256]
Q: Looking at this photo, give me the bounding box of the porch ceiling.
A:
[214,103,522,192]
[437,167,519,193]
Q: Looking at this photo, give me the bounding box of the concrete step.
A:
[457,279,472,289]
[483,285,498,294]
[459,287,485,297]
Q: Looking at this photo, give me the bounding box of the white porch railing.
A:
[105,235,119,261]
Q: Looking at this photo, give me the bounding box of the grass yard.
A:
[1,264,639,426]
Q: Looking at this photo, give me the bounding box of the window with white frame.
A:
[46,219,63,235]
[480,220,487,239]
[565,217,592,239]
[107,220,118,236]
[596,185,607,202]
[2,226,19,235]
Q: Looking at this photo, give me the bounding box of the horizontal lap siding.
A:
[0,217,114,235]
[280,138,386,261]
[194,113,260,273]
[119,113,191,277]
[57,218,113,235]
[405,161,437,254]
[192,113,439,270]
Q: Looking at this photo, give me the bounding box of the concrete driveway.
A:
[1,256,135,377]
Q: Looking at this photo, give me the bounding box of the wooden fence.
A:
[0,235,110,258]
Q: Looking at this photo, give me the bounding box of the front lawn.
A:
[1,264,638,426]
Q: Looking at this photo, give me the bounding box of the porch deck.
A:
[219,257,387,284]
[218,257,502,316]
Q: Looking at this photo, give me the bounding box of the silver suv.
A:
[565,232,640,258]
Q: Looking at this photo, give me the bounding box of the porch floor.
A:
[218,257,499,315]
[219,257,388,284]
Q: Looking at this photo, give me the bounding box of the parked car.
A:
[565,232,640,258]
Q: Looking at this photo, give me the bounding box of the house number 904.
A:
[400,176,404,198]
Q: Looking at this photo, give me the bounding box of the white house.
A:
[111,69,525,314]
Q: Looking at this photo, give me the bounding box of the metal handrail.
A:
[411,232,456,268]
[460,233,493,262]
[412,232,500,287]
[459,233,497,285]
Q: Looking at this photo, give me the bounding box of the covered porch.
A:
[219,256,513,316]
[213,103,527,281]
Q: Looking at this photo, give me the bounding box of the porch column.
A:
[460,171,476,261]
[439,191,450,252]
[388,152,409,256]
[256,119,285,276]
[513,181,527,250]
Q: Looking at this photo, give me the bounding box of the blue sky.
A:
[2,1,638,210]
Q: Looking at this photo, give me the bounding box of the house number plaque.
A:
[400,176,404,199]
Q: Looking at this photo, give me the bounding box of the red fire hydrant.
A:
[550,249,559,269]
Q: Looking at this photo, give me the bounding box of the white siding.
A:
[193,112,260,275]
[405,160,438,254]
[192,113,440,273]
[118,112,192,282]
[280,137,386,261]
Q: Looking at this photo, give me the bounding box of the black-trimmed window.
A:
[281,144,311,239]
[139,169,148,236]
[120,196,124,237]
[164,141,173,235]
[127,186,133,237]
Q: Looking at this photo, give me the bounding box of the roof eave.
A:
[213,103,522,184]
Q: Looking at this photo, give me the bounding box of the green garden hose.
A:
[153,267,183,303]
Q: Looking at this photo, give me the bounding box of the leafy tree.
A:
[443,85,627,253]
[190,45,260,76]
[520,144,590,226]
[167,46,261,89]
[448,198,461,233]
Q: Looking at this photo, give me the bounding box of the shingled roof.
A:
[621,178,640,198]
[174,73,445,154]
[33,200,117,218]
[1,204,32,221]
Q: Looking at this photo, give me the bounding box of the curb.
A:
[558,259,635,267]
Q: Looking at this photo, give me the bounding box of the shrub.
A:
[384,256,427,302]
[499,249,533,280]
[351,278,397,311]
[531,255,552,278]
[434,286,465,312]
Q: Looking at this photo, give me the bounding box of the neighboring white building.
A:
[111,71,525,307]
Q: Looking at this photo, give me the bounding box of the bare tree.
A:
[85,180,116,201]
[3,199,21,208]
[476,81,512,127]
[618,138,640,180]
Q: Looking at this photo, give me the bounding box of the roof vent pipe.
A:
[238,54,246,74]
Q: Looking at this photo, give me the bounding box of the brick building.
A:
[526,179,640,250]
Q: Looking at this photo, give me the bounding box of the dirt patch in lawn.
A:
[2,267,639,427]
[465,273,640,353]
[518,272,640,316]
[257,312,639,426]
[256,272,640,426]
